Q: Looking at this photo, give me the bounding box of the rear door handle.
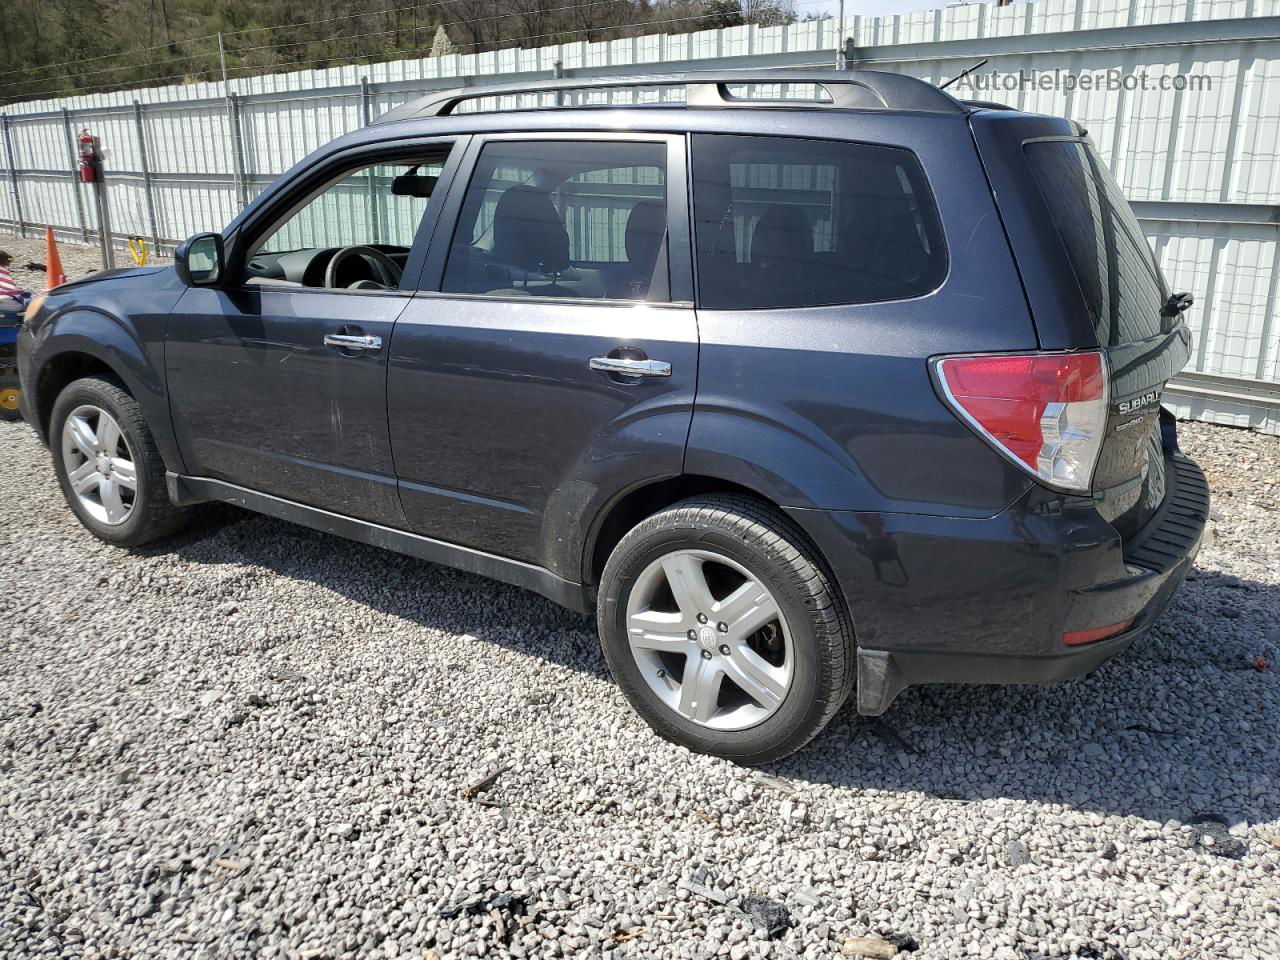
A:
[589,356,671,378]
[324,333,383,352]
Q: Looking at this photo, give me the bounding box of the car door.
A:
[165,138,463,527]
[387,132,698,576]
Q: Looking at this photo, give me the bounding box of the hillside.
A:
[0,0,799,106]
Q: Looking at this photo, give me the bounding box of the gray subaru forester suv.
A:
[17,70,1207,762]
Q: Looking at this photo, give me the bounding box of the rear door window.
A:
[1024,139,1168,346]
[690,133,946,310]
[441,139,668,301]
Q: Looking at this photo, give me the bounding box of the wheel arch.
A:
[32,349,120,440]
[27,312,186,474]
[583,474,848,599]
[583,474,763,587]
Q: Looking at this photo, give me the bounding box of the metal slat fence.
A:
[2,0,1279,431]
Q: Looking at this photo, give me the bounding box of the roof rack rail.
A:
[375,69,965,124]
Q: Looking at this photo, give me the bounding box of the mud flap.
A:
[856,648,907,716]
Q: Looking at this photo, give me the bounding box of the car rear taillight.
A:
[933,351,1108,494]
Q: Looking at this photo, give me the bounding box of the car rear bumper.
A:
[786,450,1209,715]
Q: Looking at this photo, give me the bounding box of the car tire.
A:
[50,376,187,547]
[598,494,854,764]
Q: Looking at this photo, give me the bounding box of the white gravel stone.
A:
[1,388,1279,958]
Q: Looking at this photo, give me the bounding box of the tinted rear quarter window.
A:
[1024,139,1168,346]
[690,133,947,310]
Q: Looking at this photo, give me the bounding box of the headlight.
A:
[23,293,47,324]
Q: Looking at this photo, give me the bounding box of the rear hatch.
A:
[971,112,1192,538]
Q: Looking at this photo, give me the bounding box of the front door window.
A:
[248,151,450,291]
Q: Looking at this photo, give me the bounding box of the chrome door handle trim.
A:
[324,333,383,351]
[589,356,672,377]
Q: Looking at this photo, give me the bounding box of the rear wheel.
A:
[598,495,853,764]
[50,376,187,546]
[0,375,20,421]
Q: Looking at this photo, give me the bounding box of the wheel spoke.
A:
[723,644,788,710]
[628,610,697,654]
[712,578,780,640]
[110,457,137,490]
[66,415,98,454]
[660,553,715,619]
[99,478,127,523]
[68,460,100,494]
[97,414,121,453]
[677,656,722,724]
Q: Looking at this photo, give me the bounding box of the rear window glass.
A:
[690,133,946,310]
[1024,139,1168,346]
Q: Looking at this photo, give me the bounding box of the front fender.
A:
[25,270,187,472]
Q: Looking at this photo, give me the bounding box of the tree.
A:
[429,24,456,58]
[700,0,743,29]
[740,0,795,26]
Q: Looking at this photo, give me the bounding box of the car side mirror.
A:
[175,233,225,287]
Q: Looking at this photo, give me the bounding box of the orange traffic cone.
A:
[45,226,66,289]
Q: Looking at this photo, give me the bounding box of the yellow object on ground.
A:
[127,236,149,266]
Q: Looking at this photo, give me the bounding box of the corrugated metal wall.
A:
[2,0,1278,429]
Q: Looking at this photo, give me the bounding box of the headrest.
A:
[750,204,813,266]
[624,200,666,273]
[493,186,570,275]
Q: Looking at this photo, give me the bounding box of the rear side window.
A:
[442,139,667,301]
[1024,139,1168,346]
[690,134,946,310]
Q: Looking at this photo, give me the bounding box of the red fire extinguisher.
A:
[78,129,101,183]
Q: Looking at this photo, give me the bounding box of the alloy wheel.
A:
[61,404,138,526]
[625,549,793,731]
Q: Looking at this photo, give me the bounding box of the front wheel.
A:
[50,376,187,547]
[597,495,854,764]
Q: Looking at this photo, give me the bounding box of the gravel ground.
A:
[0,234,167,293]
[2,400,1279,956]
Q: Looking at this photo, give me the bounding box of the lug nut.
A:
[700,649,712,660]
[687,629,697,640]
[697,613,708,624]
[717,622,728,633]
[718,644,730,656]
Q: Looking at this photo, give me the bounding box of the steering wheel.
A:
[324,245,404,290]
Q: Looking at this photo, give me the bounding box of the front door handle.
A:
[589,356,671,378]
[324,333,382,352]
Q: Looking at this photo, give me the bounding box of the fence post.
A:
[843,38,858,69]
[220,32,249,210]
[132,100,161,250]
[1,114,26,239]
[360,77,382,241]
[228,92,249,209]
[360,75,373,126]
[61,107,90,243]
